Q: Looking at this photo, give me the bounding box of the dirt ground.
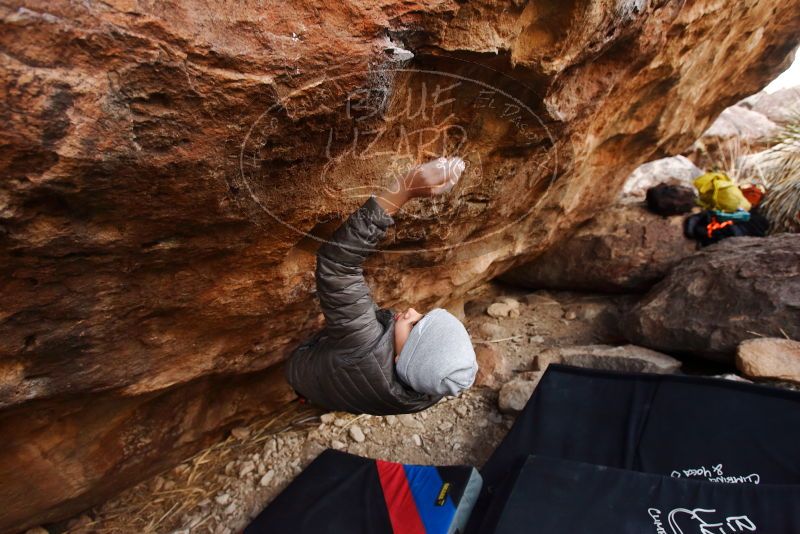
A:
[59,284,642,534]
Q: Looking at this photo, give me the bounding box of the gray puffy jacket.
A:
[285,196,441,415]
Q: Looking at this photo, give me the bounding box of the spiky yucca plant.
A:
[759,118,800,233]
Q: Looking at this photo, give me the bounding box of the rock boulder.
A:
[1,0,799,530]
[500,205,697,293]
[736,338,800,384]
[535,344,681,374]
[688,105,780,168]
[623,235,800,362]
[474,344,512,389]
[620,155,703,199]
[700,106,780,146]
[498,372,542,414]
[740,87,800,124]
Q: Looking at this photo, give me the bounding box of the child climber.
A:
[286,157,478,415]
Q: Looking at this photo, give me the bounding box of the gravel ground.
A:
[58,284,637,534]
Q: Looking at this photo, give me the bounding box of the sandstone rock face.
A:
[624,235,800,363]
[2,0,799,530]
[0,366,295,533]
[500,205,697,293]
[736,338,800,384]
[535,344,681,374]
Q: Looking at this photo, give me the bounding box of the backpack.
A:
[694,171,751,213]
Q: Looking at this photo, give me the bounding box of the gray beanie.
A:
[396,308,478,396]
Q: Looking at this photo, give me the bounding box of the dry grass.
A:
[717,136,760,185]
[69,403,321,534]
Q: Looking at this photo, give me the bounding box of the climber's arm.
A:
[315,157,466,347]
[315,195,394,348]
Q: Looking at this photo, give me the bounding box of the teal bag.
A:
[713,209,751,222]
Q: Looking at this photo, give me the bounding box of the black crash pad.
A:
[471,365,800,532]
[492,455,800,534]
[245,449,482,534]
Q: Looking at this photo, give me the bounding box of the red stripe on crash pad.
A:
[376,459,426,534]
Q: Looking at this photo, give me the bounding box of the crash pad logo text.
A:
[670,464,761,484]
[648,507,757,534]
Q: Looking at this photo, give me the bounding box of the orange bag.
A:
[740,185,764,207]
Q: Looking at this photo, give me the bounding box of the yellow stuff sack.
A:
[694,172,752,213]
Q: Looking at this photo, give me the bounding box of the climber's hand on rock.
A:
[404,156,465,198]
[374,157,466,215]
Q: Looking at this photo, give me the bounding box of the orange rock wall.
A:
[1,0,798,530]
